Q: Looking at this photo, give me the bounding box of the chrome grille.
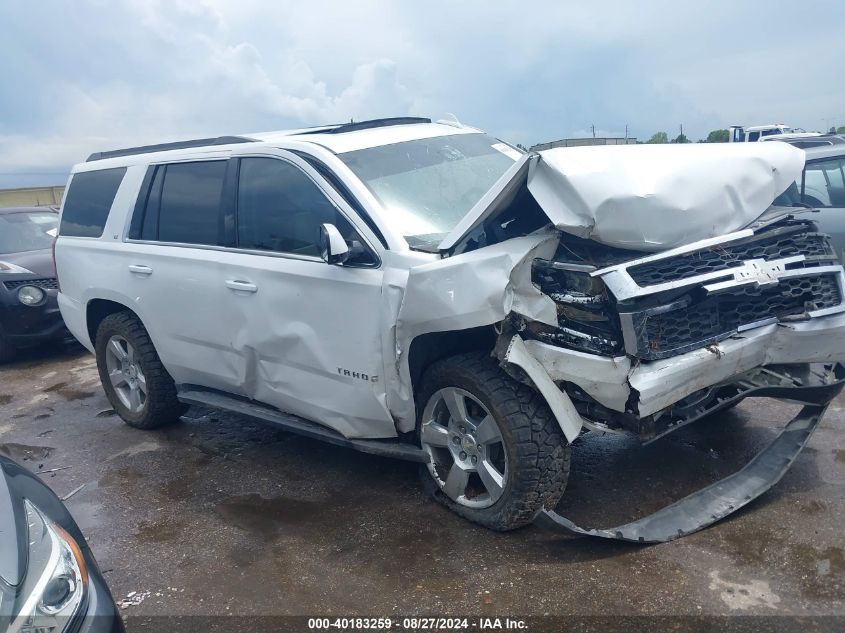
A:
[628,226,833,287]
[629,273,842,360]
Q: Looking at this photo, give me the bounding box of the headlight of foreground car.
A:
[17,287,45,307]
[6,501,88,633]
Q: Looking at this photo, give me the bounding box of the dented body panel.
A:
[387,234,559,432]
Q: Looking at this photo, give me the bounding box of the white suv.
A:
[56,118,845,541]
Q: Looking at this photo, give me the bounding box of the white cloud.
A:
[0,0,843,187]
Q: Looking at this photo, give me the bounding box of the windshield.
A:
[0,211,59,254]
[339,133,521,250]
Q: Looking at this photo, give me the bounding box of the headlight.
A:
[17,286,45,307]
[7,501,88,633]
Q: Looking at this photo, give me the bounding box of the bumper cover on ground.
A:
[535,367,843,543]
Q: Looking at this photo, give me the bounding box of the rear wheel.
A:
[417,352,570,531]
[95,312,186,429]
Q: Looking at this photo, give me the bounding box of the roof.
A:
[251,120,479,154]
[803,143,845,160]
[82,117,480,166]
[744,124,791,132]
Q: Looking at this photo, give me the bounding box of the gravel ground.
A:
[0,344,843,627]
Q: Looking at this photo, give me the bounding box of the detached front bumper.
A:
[537,398,840,543]
[521,310,845,421]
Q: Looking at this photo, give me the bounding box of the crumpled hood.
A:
[528,142,805,251]
[439,142,805,254]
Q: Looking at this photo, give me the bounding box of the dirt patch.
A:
[158,453,212,501]
[718,528,785,565]
[834,449,845,464]
[135,519,186,544]
[215,494,326,541]
[58,388,95,401]
[99,467,145,488]
[788,545,845,599]
[42,381,95,401]
[0,443,54,462]
[800,499,827,515]
[0,394,12,405]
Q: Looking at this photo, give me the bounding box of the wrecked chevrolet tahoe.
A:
[54,117,845,542]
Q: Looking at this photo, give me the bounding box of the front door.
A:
[213,152,395,439]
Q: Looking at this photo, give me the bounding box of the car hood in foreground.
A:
[0,249,56,278]
[438,142,805,253]
[0,459,23,587]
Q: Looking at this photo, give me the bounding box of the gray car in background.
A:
[776,142,845,261]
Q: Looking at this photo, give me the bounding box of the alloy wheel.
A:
[104,335,147,414]
[420,387,508,509]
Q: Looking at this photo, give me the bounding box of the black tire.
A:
[95,312,186,429]
[417,352,570,531]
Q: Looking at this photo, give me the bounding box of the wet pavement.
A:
[0,345,843,621]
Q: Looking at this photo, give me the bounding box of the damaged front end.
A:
[524,215,845,443]
[508,215,845,541]
[398,142,845,541]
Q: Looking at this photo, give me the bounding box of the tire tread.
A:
[418,351,570,531]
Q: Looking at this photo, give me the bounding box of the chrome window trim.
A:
[123,238,325,264]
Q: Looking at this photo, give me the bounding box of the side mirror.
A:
[319,223,350,265]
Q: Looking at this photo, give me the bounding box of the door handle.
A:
[225,279,258,293]
[128,264,153,275]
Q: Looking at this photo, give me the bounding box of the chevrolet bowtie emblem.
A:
[703,255,805,294]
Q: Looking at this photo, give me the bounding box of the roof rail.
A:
[305,117,432,135]
[86,135,257,162]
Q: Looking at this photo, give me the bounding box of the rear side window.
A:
[60,168,126,237]
[132,161,227,245]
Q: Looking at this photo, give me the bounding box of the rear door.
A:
[802,156,845,261]
[123,158,246,391]
[211,151,395,439]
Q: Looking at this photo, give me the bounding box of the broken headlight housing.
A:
[5,501,88,633]
[530,259,624,355]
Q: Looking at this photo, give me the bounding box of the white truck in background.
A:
[730,123,820,143]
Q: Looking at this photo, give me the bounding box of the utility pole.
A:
[591,124,595,138]
[625,124,628,140]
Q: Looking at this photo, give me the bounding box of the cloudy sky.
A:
[1,0,843,188]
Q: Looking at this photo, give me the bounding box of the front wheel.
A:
[417,352,570,531]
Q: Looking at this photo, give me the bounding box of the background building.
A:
[0,185,65,208]
[531,137,638,151]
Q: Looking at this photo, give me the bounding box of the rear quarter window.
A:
[60,167,127,237]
